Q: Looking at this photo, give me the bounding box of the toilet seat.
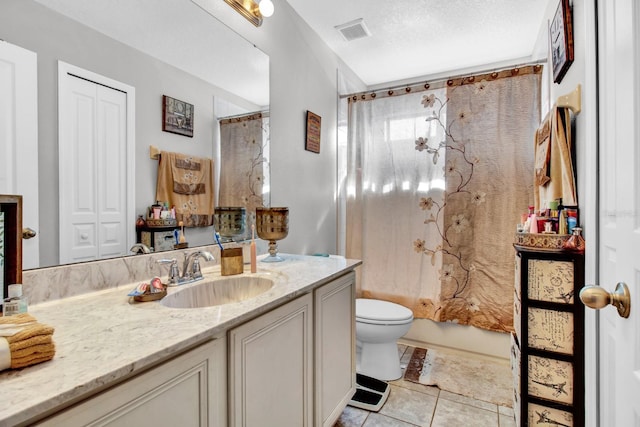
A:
[356,299,413,325]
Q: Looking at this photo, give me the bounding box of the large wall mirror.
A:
[0,0,269,269]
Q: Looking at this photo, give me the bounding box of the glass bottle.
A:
[3,284,28,316]
[563,227,585,252]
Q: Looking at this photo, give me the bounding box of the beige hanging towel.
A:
[534,106,577,210]
[156,151,215,227]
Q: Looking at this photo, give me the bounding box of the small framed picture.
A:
[550,0,574,84]
[305,111,321,154]
[162,95,194,137]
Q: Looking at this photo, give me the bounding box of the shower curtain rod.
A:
[218,110,270,122]
[341,60,545,100]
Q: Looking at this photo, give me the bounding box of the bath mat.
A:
[404,347,512,407]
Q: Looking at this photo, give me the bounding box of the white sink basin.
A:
[161,276,274,309]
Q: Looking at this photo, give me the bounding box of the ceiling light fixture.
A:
[258,0,274,17]
[223,0,274,27]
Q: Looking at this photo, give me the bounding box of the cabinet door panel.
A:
[527,355,574,404]
[527,259,575,304]
[229,293,313,427]
[315,272,356,427]
[36,339,225,427]
[527,307,574,354]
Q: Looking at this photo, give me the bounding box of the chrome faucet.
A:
[157,250,215,286]
[181,250,215,282]
[130,243,152,254]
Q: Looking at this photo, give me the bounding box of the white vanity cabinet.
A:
[228,292,314,426]
[35,338,227,427]
[314,271,356,427]
[228,271,356,427]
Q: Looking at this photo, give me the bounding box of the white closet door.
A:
[97,85,128,260]
[0,41,39,269]
[59,64,131,264]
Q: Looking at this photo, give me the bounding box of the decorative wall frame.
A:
[305,110,321,154]
[0,195,22,301]
[162,95,194,137]
[550,0,574,84]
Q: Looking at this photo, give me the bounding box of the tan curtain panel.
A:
[346,66,541,333]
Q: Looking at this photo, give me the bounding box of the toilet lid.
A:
[356,298,413,322]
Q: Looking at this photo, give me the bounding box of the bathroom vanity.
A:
[0,254,360,427]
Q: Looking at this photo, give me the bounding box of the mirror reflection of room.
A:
[0,0,269,268]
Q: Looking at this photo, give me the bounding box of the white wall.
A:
[193,0,365,257]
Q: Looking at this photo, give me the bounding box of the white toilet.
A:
[356,298,414,381]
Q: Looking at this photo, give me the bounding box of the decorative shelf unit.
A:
[512,245,585,427]
[137,224,178,252]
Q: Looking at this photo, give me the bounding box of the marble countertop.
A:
[0,254,361,427]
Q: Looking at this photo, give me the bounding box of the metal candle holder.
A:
[255,207,288,262]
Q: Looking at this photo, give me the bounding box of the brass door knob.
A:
[579,283,631,318]
[22,227,37,239]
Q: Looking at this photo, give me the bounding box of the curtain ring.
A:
[361,94,366,100]
[533,64,542,72]
[405,87,411,93]
[352,95,357,101]
[468,76,475,83]
[512,68,520,75]
[388,90,394,96]
[447,79,454,86]
[371,93,377,98]
[424,83,430,89]
[491,72,498,79]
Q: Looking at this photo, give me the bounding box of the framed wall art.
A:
[305,110,321,154]
[550,0,574,84]
[162,95,194,137]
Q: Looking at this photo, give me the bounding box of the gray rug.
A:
[404,347,512,407]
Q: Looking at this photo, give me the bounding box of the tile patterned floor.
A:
[334,345,516,427]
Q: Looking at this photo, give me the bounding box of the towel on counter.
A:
[156,151,215,227]
[0,313,56,370]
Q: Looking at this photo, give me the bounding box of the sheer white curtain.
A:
[345,89,447,317]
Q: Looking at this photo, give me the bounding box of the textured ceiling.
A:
[286,0,550,86]
[33,0,550,99]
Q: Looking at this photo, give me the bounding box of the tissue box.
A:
[221,247,244,276]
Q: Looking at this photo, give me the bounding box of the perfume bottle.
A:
[563,227,585,252]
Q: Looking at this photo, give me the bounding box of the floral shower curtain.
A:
[345,66,541,333]
[219,113,270,237]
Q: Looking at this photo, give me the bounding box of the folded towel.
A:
[11,349,56,369]
[0,313,37,325]
[0,315,56,371]
[6,323,55,346]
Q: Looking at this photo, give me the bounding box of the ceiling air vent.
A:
[335,18,371,42]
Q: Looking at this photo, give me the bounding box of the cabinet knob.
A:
[579,283,630,318]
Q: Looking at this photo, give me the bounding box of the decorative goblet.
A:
[214,207,246,242]
[255,207,289,262]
